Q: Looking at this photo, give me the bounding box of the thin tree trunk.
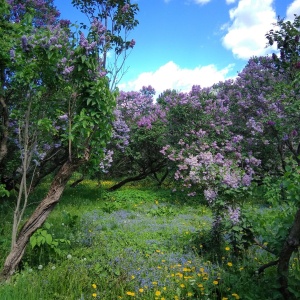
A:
[108,172,150,191]
[277,206,300,300]
[0,96,9,164]
[0,158,85,282]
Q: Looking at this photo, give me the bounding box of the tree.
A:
[71,0,139,90]
[103,86,169,191]
[0,0,127,281]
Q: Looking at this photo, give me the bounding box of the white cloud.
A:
[226,0,237,4]
[193,0,212,4]
[118,61,234,96]
[222,0,277,59]
[286,0,300,21]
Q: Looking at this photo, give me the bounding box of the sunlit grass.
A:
[0,179,297,299]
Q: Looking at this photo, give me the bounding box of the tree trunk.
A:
[0,158,85,282]
[108,172,149,191]
[277,206,300,300]
[0,96,9,164]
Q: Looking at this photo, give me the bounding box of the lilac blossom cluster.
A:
[6,0,61,26]
[158,85,261,204]
[227,206,241,224]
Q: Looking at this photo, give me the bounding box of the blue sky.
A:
[55,0,300,95]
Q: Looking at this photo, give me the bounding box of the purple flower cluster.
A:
[228,206,240,224]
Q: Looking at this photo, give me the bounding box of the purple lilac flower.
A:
[9,49,15,60]
[204,189,218,203]
[228,206,240,224]
[58,114,68,121]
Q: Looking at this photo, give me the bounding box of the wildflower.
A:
[187,292,193,297]
[222,298,228,300]
[213,280,219,285]
[180,284,185,288]
[227,262,233,267]
[163,287,167,291]
[131,275,135,279]
[92,284,97,289]
[67,254,72,259]
[232,293,240,299]
[51,266,56,270]
[225,246,230,251]
[139,288,144,293]
[152,281,158,285]
[38,265,43,270]
[92,293,97,298]
[155,291,161,296]
[126,291,135,296]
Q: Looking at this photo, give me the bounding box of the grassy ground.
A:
[0,178,299,299]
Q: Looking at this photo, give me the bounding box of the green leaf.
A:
[45,234,53,245]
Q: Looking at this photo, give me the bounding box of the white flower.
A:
[28,268,33,273]
[51,265,56,270]
[38,265,43,270]
[67,254,72,259]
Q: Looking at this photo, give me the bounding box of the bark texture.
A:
[278,207,300,300]
[0,158,85,282]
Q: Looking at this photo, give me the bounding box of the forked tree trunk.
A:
[0,158,85,282]
[278,206,300,300]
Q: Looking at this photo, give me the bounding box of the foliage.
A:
[0,180,297,299]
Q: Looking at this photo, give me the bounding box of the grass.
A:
[0,178,299,299]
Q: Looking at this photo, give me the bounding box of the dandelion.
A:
[155,291,161,296]
[180,284,185,288]
[131,275,135,279]
[232,293,240,299]
[139,288,144,293]
[126,291,135,296]
[222,298,228,300]
[225,246,230,251]
[92,284,97,289]
[213,280,219,285]
[92,293,97,298]
[187,292,193,297]
[227,262,233,267]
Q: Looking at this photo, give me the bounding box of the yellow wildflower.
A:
[227,262,233,267]
[152,281,158,285]
[187,292,193,297]
[213,280,219,285]
[139,288,144,293]
[155,291,161,296]
[126,291,135,297]
[92,293,97,298]
[92,284,97,289]
[232,293,240,299]
[180,284,185,288]
[225,246,230,251]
